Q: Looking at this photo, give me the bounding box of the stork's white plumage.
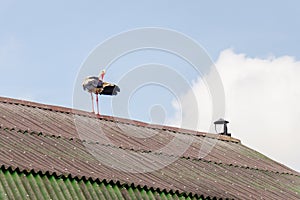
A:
[82,76,102,93]
[82,70,120,115]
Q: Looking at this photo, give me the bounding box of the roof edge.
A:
[0,96,240,143]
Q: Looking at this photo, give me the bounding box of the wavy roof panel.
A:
[0,97,299,199]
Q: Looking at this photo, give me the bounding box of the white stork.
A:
[82,70,120,115]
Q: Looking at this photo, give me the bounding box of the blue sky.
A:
[1,1,300,171]
[1,1,299,106]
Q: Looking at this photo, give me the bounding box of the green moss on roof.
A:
[0,167,205,200]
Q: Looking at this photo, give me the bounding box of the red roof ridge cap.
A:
[0,96,240,143]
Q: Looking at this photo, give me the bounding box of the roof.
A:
[1,166,199,200]
[0,96,299,199]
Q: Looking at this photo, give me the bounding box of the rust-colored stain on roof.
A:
[0,96,299,199]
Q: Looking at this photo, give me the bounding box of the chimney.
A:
[214,118,231,136]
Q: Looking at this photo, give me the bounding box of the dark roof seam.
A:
[0,98,239,144]
[0,164,216,200]
[2,127,299,177]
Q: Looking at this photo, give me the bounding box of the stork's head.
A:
[99,69,106,80]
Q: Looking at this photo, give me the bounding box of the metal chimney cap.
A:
[214,118,229,125]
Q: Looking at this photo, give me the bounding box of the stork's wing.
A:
[100,82,120,95]
[82,76,99,91]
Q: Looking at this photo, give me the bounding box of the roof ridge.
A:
[2,126,299,177]
[0,96,240,143]
[0,164,208,200]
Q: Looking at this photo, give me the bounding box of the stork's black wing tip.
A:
[115,86,120,92]
[112,85,120,95]
[100,85,120,96]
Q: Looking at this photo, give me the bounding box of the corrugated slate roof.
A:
[1,166,201,200]
[0,96,299,199]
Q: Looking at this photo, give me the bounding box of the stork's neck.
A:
[100,73,105,81]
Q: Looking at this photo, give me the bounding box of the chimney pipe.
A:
[214,118,231,136]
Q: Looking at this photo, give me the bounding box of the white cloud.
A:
[169,49,300,172]
[167,76,213,132]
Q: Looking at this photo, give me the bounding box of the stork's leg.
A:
[91,93,95,113]
[96,93,100,115]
